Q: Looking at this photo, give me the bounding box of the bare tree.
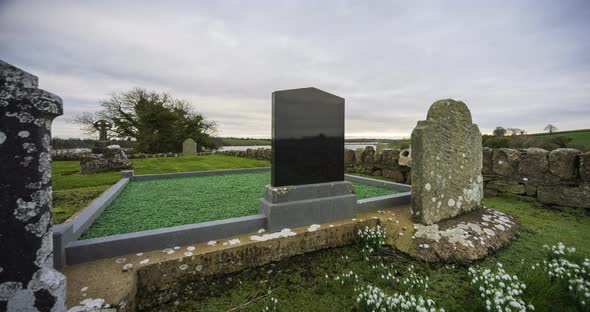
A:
[518,129,527,135]
[544,124,558,133]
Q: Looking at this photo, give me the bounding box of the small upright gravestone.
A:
[182,138,197,156]
[0,60,66,311]
[411,99,483,224]
[259,87,356,231]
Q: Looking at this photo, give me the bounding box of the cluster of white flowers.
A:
[355,285,444,312]
[542,243,590,308]
[381,265,429,291]
[326,270,359,285]
[356,225,386,255]
[468,263,533,312]
[263,297,278,311]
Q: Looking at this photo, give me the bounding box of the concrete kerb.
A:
[131,167,271,181]
[65,214,267,265]
[54,168,412,267]
[53,176,130,269]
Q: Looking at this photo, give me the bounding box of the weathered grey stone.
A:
[537,184,590,208]
[492,148,522,176]
[0,60,66,311]
[411,99,483,224]
[344,149,355,165]
[580,152,590,182]
[525,184,537,196]
[80,145,133,174]
[548,148,580,180]
[382,169,404,182]
[354,148,364,165]
[518,148,549,179]
[398,147,412,167]
[482,147,493,175]
[486,180,526,195]
[381,149,400,166]
[182,138,197,156]
[361,146,375,164]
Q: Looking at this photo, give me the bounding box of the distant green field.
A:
[527,129,590,148]
[220,138,271,146]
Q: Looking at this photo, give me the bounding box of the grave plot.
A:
[80,171,399,239]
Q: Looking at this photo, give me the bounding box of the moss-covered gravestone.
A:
[0,60,66,311]
[182,138,197,156]
[411,99,483,224]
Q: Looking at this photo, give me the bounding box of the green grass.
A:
[80,172,398,239]
[527,128,590,148]
[174,195,590,312]
[52,155,270,223]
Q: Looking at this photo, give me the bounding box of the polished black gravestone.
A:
[272,87,345,186]
[260,88,356,231]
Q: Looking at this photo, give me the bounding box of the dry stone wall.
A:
[483,147,590,208]
[218,146,590,209]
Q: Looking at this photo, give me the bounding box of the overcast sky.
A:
[1,0,589,139]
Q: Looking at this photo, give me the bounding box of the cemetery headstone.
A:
[260,87,356,231]
[93,119,111,141]
[411,99,483,224]
[0,60,67,311]
[182,138,197,156]
[271,87,345,186]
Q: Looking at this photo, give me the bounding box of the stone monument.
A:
[0,60,67,311]
[182,138,197,156]
[259,87,357,231]
[80,119,132,174]
[411,99,483,224]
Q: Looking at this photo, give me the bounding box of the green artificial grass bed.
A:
[80,172,398,239]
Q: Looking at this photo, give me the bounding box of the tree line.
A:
[73,88,218,153]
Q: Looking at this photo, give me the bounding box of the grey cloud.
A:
[1,0,589,138]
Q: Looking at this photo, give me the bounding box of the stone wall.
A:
[483,147,590,208]
[218,146,590,209]
[217,148,272,161]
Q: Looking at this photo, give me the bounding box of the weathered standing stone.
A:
[381,149,400,166]
[0,60,66,311]
[354,148,364,165]
[182,138,197,156]
[382,169,404,182]
[411,99,483,224]
[580,152,590,182]
[548,148,580,180]
[517,148,549,179]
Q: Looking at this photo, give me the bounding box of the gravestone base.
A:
[80,145,133,174]
[259,181,357,232]
[91,140,110,153]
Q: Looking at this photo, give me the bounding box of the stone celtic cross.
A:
[93,119,112,141]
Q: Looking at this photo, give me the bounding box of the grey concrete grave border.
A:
[53,167,411,268]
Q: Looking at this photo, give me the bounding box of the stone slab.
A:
[411,99,483,224]
[272,87,345,186]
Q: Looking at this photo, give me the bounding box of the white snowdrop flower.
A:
[115,258,126,264]
[140,259,149,265]
[122,263,133,271]
[187,246,195,251]
[173,246,180,250]
[207,240,217,246]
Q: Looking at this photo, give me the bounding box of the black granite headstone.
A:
[271,87,345,186]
